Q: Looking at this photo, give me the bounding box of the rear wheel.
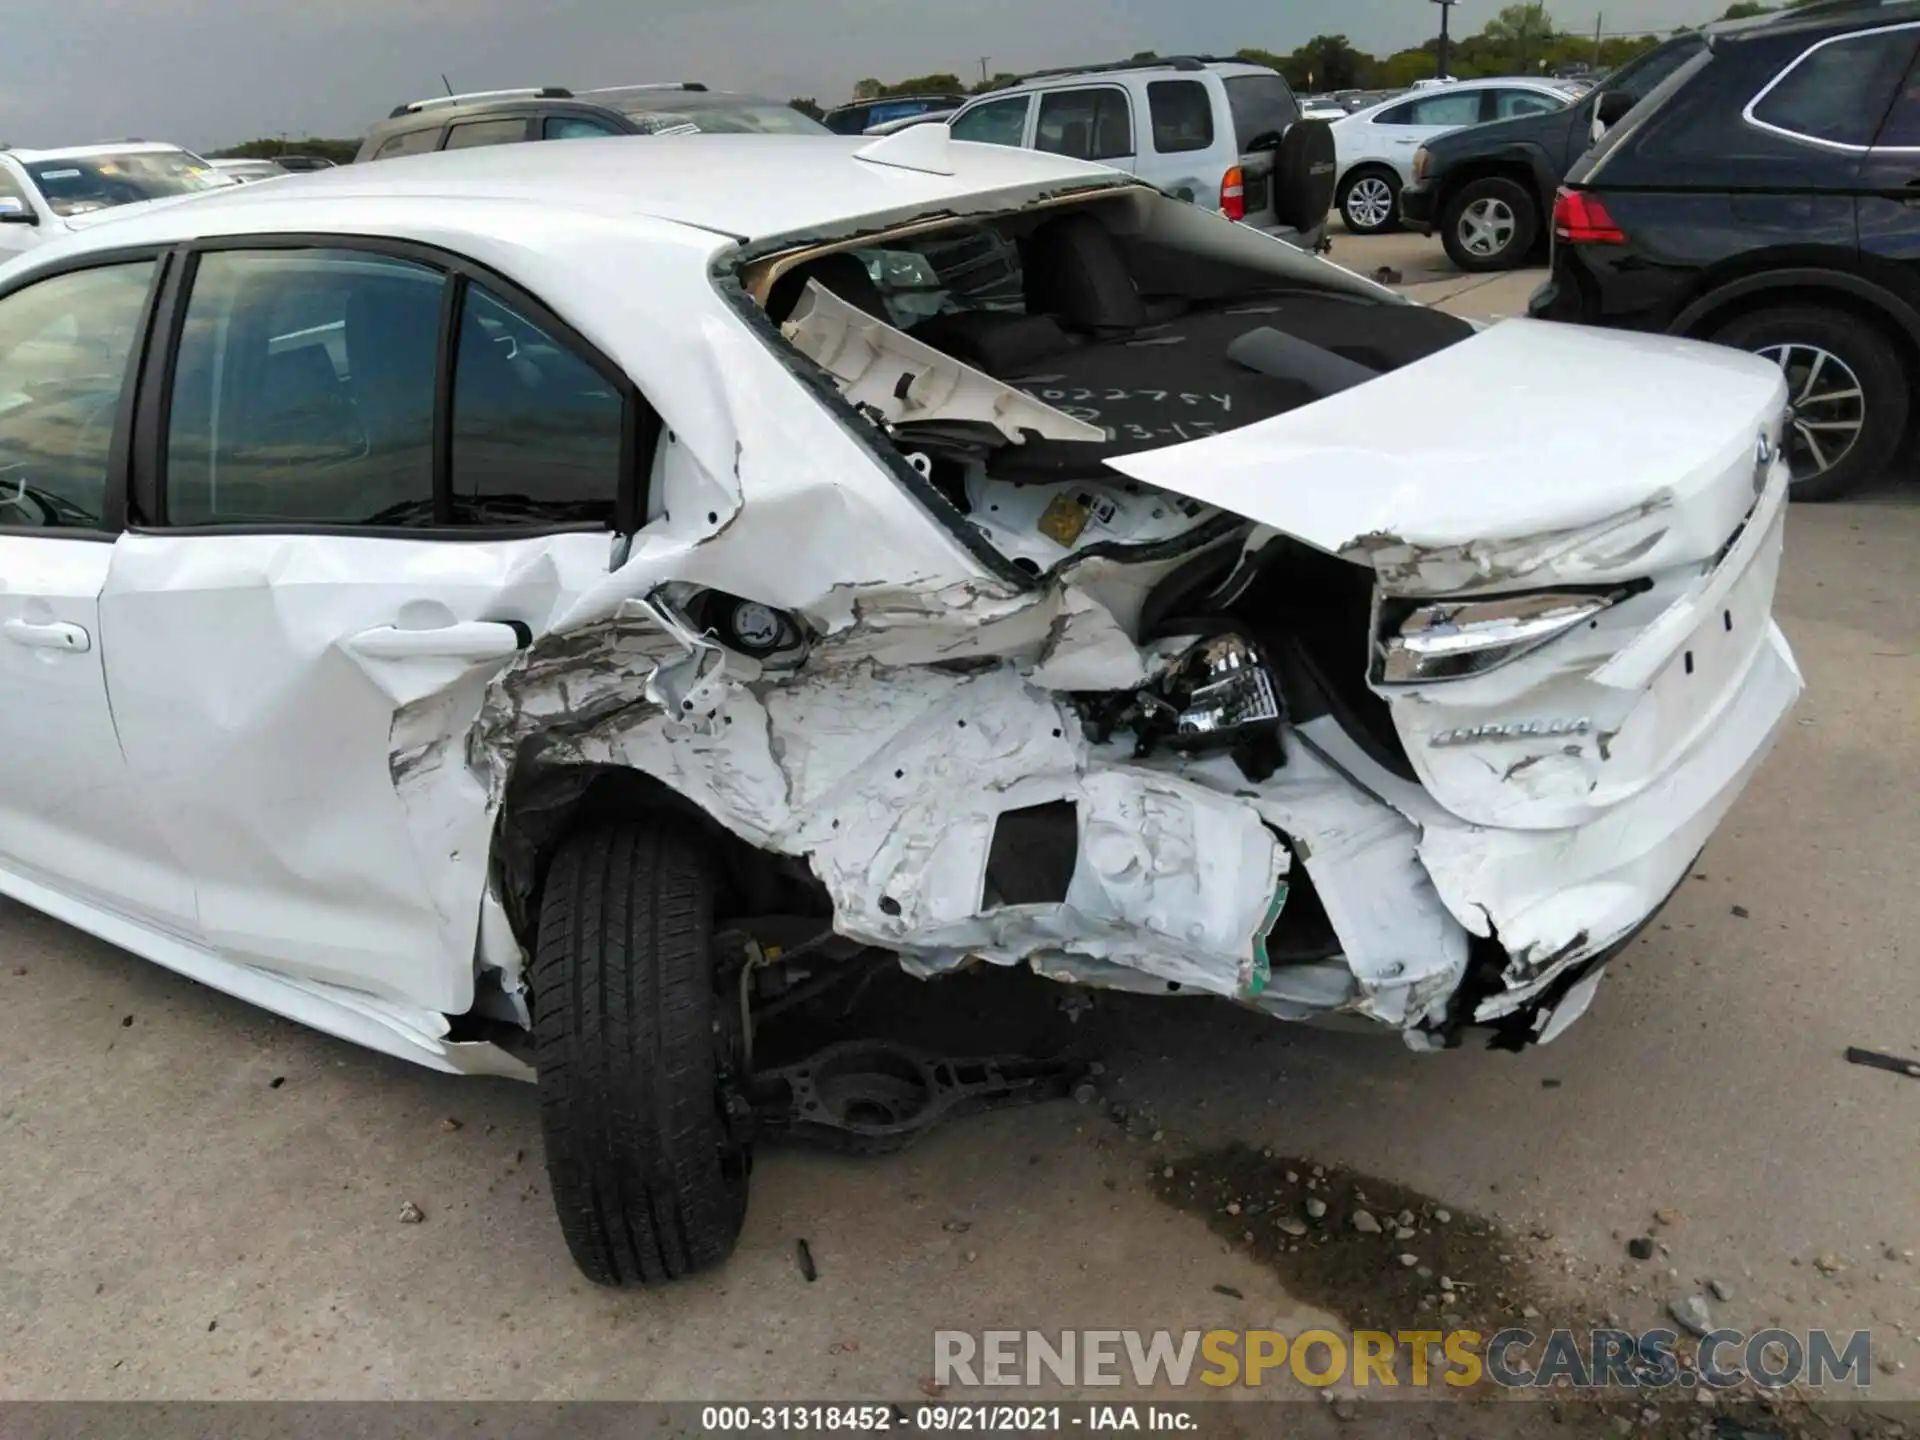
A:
[1710,306,1908,503]
[533,822,750,1286]
[1338,167,1402,235]
[1441,177,1538,273]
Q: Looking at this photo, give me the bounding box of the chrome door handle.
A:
[3,618,91,653]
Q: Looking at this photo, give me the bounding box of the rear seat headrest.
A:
[1021,212,1147,334]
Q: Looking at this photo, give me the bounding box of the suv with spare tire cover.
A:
[945,56,1336,250]
[1530,1,1920,501]
[1396,32,1708,271]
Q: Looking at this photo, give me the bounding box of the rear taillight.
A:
[1220,165,1246,222]
[1553,186,1626,245]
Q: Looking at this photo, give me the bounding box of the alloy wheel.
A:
[1756,343,1867,482]
[1458,197,1517,259]
[1345,176,1396,230]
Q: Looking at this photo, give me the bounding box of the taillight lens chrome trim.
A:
[1373,590,1625,685]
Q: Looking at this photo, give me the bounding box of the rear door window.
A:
[1035,88,1133,160]
[444,118,531,150]
[1376,90,1485,127]
[1495,88,1566,119]
[372,128,441,160]
[1147,80,1215,153]
[164,250,444,526]
[950,96,1032,147]
[1223,72,1301,149]
[544,115,623,140]
[1748,26,1920,148]
[1873,49,1920,147]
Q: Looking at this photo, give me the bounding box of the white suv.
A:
[0,143,236,260]
[947,57,1335,247]
[0,132,1801,1287]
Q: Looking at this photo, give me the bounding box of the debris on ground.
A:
[1351,1208,1381,1233]
[796,1238,818,1282]
[1813,1253,1843,1276]
[1306,1197,1328,1219]
[1730,905,1750,919]
[1845,1046,1920,1079]
[1372,265,1403,285]
[1669,1294,1713,1337]
[1710,1278,1735,1302]
[1628,1236,1656,1260]
[398,1201,425,1224]
[439,1117,463,1132]
[942,1219,971,1234]
[1212,1283,1243,1299]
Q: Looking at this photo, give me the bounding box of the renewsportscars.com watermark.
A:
[934,1328,1876,1391]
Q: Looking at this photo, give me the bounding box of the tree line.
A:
[214,0,1827,155]
[789,0,1830,113]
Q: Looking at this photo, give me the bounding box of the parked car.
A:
[0,131,1801,1286]
[1397,33,1710,270]
[824,93,968,135]
[272,156,338,173]
[1531,3,1920,501]
[0,143,236,259]
[1330,77,1580,235]
[1299,95,1351,121]
[946,56,1336,248]
[863,110,957,136]
[356,83,829,161]
[210,158,289,183]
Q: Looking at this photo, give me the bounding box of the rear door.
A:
[1828,22,1920,289]
[1032,86,1138,174]
[102,238,643,1014]
[1144,77,1226,207]
[1366,88,1489,177]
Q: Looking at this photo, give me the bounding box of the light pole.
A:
[1433,0,1458,79]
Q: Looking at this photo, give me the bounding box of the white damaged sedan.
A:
[0,128,1800,1284]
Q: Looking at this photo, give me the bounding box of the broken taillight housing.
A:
[1373,591,1625,685]
[1086,632,1286,780]
[1552,187,1626,245]
[1220,166,1247,222]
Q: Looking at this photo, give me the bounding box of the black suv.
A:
[1531,1,1920,500]
[1398,34,1708,272]
[356,84,829,162]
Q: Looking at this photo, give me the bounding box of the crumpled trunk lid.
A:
[1103,318,1787,590]
[1106,318,1797,834]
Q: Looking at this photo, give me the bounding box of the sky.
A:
[6,0,1725,151]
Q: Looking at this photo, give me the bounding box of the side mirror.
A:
[1594,90,1636,129]
[0,198,37,225]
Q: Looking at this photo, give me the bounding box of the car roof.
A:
[1710,0,1920,37]
[980,56,1280,94]
[590,87,801,112]
[43,133,1126,248]
[4,141,196,162]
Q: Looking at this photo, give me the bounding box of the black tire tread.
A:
[1441,175,1538,274]
[533,822,746,1287]
[1708,304,1909,503]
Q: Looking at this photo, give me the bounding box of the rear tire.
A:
[1338,167,1402,235]
[1708,306,1908,503]
[1441,176,1538,273]
[533,822,749,1287]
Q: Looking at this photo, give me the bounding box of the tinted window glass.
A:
[0,262,154,530]
[1751,30,1918,147]
[24,150,233,218]
[951,97,1030,146]
[1379,91,1485,127]
[1224,73,1302,149]
[545,115,622,140]
[1148,80,1214,153]
[1876,53,1920,145]
[1496,88,1565,118]
[373,128,441,159]
[1606,33,1706,99]
[166,250,442,526]
[1035,88,1132,160]
[450,285,622,525]
[444,118,528,150]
